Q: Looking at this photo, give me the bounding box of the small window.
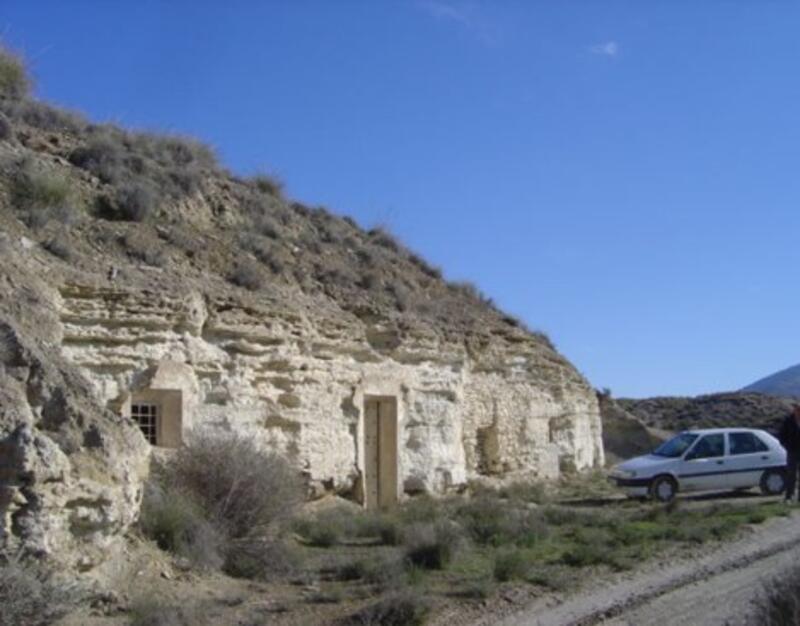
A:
[686,433,725,460]
[729,432,769,455]
[131,403,159,445]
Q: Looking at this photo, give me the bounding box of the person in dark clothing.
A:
[778,404,800,501]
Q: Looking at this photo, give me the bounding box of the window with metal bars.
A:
[131,403,159,445]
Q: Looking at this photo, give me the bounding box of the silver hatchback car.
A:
[608,428,787,502]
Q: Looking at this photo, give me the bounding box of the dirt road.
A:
[491,507,800,626]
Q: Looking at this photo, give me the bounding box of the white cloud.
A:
[418,0,471,27]
[416,1,499,45]
[590,41,619,57]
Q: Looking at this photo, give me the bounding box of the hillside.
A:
[742,363,800,398]
[618,392,795,434]
[0,45,604,581]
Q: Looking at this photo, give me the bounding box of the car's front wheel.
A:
[649,475,678,503]
[760,469,786,496]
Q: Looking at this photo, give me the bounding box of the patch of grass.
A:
[123,230,167,267]
[128,594,205,626]
[457,495,549,547]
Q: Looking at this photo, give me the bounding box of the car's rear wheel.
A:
[650,475,678,503]
[760,469,786,496]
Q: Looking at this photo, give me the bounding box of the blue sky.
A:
[3,1,799,398]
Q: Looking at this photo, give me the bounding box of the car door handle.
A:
[761,455,769,461]
[716,460,724,465]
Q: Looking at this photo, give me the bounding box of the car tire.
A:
[760,469,786,496]
[649,475,678,503]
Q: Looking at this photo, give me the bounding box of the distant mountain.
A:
[743,364,800,398]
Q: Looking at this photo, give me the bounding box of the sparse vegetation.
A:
[43,233,75,261]
[0,561,68,626]
[339,590,432,626]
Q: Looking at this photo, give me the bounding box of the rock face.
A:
[0,246,149,573]
[58,281,603,503]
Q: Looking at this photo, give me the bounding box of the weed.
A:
[43,233,74,261]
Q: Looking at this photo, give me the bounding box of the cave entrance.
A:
[128,389,183,448]
[364,396,398,510]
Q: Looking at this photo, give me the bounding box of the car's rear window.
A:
[729,432,769,455]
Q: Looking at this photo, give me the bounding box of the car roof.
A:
[680,427,768,435]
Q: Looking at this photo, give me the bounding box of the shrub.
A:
[228,259,264,291]
[0,45,30,99]
[0,324,18,367]
[69,136,123,183]
[43,233,74,261]
[404,521,463,570]
[123,231,167,267]
[9,100,86,133]
[223,538,301,581]
[250,173,284,197]
[128,595,204,626]
[368,227,401,252]
[0,561,68,626]
[114,183,158,222]
[140,483,224,570]
[493,548,529,582]
[457,496,548,547]
[170,431,302,539]
[12,163,73,213]
[340,591,431,626]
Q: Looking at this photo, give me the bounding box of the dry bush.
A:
[339,590,431,626]
[123,230,167,266]
[113,183,159,222]
[223,538,302,581]
[140,483,224,571]
[368,227,401,252]
[228,259,264,291]
[0,561,68,626]
[11,161,74,214]
[43,233,75,261]
[0,45,30,99]
[171,431,303,538]
[128,594,207,626]
[403,521,463,570]
[249,173,284,197]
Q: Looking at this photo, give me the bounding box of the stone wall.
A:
[58,282,604,500]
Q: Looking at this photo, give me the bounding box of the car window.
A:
[729,432,769,455]
[653,433,699,457]
[686,434,725,460]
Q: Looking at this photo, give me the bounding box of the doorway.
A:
[364,396,398,509]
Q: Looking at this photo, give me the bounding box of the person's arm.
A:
[778,417,790,448]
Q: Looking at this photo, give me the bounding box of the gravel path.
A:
[492,508,800,626]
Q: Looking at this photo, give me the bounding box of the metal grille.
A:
[131,403,158,445]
